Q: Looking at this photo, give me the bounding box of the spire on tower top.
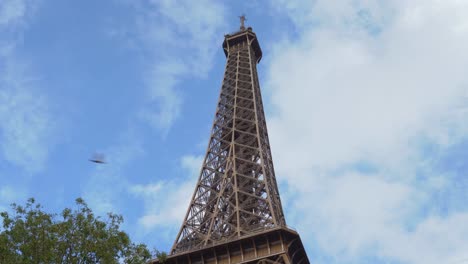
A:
[239,14,246,30]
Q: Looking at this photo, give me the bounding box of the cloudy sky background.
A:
[1,1,468,263]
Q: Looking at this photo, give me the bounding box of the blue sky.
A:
[1,1,468,264]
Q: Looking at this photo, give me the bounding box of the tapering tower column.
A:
[152,21,309,264]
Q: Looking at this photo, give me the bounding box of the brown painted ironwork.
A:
[158,228,309,264]
[155,22,310,264]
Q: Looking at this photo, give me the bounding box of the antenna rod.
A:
[239,14,246,30]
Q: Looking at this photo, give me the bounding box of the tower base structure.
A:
[151,227,309,264]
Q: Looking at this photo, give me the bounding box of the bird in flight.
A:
[89,153,106,164]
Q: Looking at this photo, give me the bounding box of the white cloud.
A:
[0,0,27,27]
[139,61,186,133]
[0,85,53,172]
[0,0,55,174]
[382,213,468,264]
[265,0,468,263]
[123,0,226,133]
[0,0,54,173]
[129,154,203,230]
[0,0,38,48]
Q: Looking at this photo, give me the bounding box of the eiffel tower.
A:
[152,17,310,264]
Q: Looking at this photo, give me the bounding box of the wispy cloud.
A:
[129,154,203,231]
[113,0,226,134]
[266,0,468,263]
[0,0,34,28]
[0,69,53,173]
[0,0,55,173]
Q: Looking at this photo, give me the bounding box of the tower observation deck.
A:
[152,19,310,264]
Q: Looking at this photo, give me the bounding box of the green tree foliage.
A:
[154,250,167,263]
[0,198,155,264]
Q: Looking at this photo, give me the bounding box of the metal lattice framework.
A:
[171,27,286,255]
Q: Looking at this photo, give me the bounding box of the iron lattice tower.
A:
[153,20,310,264]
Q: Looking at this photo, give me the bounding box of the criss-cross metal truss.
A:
[171,28,286,255]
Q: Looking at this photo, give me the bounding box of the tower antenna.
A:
[239,14,246,30]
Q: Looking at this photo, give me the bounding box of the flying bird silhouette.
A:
[89,153,106,164]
